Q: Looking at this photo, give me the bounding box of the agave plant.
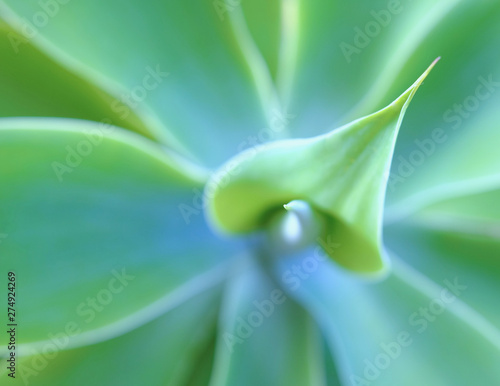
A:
[1,0,499,385]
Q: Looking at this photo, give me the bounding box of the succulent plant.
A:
[1,1,499,385]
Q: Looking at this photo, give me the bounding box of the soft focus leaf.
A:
[239,0,299,108]
[273,249,500,385]
[206,62,437,273]
[4,287,220,386]
[381,0,500,208]
[1,0,499,384]
[0,118,238,348]
[240,0,281,81]
[321,337,343,386]
[209,257,324,386]
[384,92,500,220]
[385,209,500,330]
[401,187,500,228]
[286,0,440,136]
[0,0,270,167]
[342,0,500,118]
[0,22,151,139]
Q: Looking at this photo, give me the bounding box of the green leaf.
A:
[384,93,500,222]
[381,1,500,208]
[404,187,500,229]
[321,337,343,386]
[273,249,500,385]
[4,287,220,386]
[206,61,438,273]
[385,210,500,330]
[239,0,281,82]
[0,22,152,139]
[341,0,500,118]
[0,0,270,167]
[209,257,324,386]
[238,0,299,107]
[0,118,239,349]
[285,0,437,136]
[288,0,499,139]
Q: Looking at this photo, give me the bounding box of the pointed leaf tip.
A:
[206,64,436,273]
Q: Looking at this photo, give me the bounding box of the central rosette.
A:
[203,60,439,274]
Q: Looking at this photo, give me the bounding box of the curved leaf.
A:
[385,217,500,330]
[273,249,500,385]
[402,186,500,231]
[382,0,500,208]
[0,0,270,167]
[209,257,324,386]
[286,0,442,136]
[3,287,220,386]
[0,22,151,139]
[384,93,500,221]
[206,62,437,273]
[0,118,239,349]
[240,0,281,82]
